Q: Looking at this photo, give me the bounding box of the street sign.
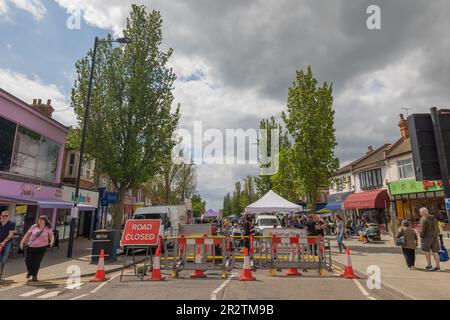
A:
[120,219,161,247]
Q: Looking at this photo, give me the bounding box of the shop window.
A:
[10,126,60,182]
[0,116,17,172]
[68,153,76,176]
[398,158,414,179]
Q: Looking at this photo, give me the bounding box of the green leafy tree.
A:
[282,66,339,212]
[71,5,180,228]
[271,148,301,202]
[255,117,289,196]
[192,192,206,216]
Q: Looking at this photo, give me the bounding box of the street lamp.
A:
[67,36,132,258]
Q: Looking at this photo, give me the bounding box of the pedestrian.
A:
[20,215,54,282]
[306,214,318,255]
[437,215,445,247]
[335,215,346,253]
[0,211,16,279]
[418,207,441,272]
[396,220,418,270]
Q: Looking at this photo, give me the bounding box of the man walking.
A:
[419,207,441,272]
[0,211,16,279]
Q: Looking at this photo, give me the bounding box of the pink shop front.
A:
[0,180,72,235]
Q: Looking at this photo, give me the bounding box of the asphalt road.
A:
[0,265,404,300]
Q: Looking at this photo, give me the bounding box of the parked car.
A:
[253,215,283,236]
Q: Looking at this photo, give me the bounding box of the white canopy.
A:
[245,190,303,214]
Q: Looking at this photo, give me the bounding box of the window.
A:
[100,178,108,188]
[398,158,414,179]
[10,125,60,182]
[68,153,76,176]
[0,116,17,171]
[359,169,383,190]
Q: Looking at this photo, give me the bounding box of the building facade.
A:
[0,90,69,238]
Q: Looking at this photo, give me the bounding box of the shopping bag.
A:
[439,245,449,262]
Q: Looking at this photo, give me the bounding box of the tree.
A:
[192,192,206,216]
[71,5,180,228]
[255,117,289,197]
[282,66,339,212]
[271,148,301,202]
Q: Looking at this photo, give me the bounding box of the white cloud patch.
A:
[0,0,47,20]
[0,68,76,126]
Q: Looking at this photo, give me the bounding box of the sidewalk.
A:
[1,238,136,285]
[329,234,450,300]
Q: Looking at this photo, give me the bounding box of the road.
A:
[0,265,404,300]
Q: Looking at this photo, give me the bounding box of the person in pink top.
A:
[20,215,54,282]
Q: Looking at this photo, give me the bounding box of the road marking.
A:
[38,290,62,299]
[352,279,377,300]
[69,294,90,300]
[211,273,236,300]
[20,288,46,297]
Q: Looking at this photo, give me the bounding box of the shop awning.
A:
[0,194,74,209]
[343,189,390,210]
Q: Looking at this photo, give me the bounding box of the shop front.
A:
[60,186,99,239]
[388,179,448,225]
[343,189,390,225]
[0,180,72,236]
[325,191,353,220]
[123,196,136,223]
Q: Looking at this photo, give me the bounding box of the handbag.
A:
[23,225,47,253]
[439,245,449,262]
[395,229,406,246]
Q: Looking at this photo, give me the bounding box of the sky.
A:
[1,0,450,211]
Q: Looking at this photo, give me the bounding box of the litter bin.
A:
[91,229,121,263]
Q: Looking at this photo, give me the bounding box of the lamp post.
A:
[67,36,132,258]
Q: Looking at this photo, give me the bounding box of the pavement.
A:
[0,238,133,287]
[329,234,450,300]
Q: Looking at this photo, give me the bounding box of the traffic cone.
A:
[191,246,207,278]
[90,249,107,282]
[149,243,165,281]
[239,248,256,281]
[286,245,301,276]
[341,248,358,279]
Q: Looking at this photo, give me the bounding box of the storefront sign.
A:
[20,184,35,197]
[62,186,99,208]
[388,179,449,196]
[120,219,161,247]
[15,205,27,214]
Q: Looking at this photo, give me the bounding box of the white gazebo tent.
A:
[245,190,303,215]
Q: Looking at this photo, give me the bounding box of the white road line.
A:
[38,290,62,299]
[211,273,236,300]
[69,294,90,300]
[352,279,377,300]
[90,274,120,294]
[19,289,46,297]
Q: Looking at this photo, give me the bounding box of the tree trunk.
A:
[113,189,127,230]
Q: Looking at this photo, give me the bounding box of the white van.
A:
[254,215,282,235]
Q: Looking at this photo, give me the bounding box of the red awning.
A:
[343,189,390,210]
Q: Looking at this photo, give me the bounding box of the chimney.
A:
[399,114,409,139]
[30,98,55,118]
[367,146,373,154]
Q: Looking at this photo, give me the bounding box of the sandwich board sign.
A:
[120,219,161,247]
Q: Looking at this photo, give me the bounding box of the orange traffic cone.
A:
[341,248,358,279]
[149,244,165,281]
[191,246,207,278]
[286,246,301,276]
[90,249,107,282]
[239,248,256,281]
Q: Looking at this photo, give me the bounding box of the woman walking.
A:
[396,220,418,270]
[20,215,54,282]
[335,215,347,253]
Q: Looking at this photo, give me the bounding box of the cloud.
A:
[0,68,76,126]
[0,0,47,20]
[49,0,450,210]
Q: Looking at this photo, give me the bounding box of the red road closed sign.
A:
[120,219,161,247]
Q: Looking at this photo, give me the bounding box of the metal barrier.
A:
[155,234,333,278]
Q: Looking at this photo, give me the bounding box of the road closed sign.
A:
[120,219,161,247]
